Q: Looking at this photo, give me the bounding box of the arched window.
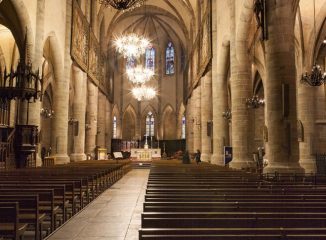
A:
[113,116,117,138]
[181,115,186,139]
[145,46,155,72]
[145,111,155,137]
[126,57,136,70]
[165,41,175,75]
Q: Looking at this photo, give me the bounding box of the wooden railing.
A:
[0,127,15,169]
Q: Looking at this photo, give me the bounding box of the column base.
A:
[52,154,70,165]
[70,153,87,162]
[201,153,211,163]
[229,157,255,170]
[211,153,224,166]
[299,158,317,174]
[263,161,304,174]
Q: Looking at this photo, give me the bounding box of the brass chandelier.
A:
[301,0,326,86]
[99,0,144,11]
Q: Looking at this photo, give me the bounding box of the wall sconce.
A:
[222,109,232,121]
[40,108,54,118]
[192,117,201,126]
[85,124,91,130]
[68,118,78,125]
[246,95,264,109]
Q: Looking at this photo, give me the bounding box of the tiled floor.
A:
[47,169,149,240]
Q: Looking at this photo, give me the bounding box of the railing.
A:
[316,153,326,175]
[0,127,15,169]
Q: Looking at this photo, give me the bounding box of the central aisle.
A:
[47,169,150,240]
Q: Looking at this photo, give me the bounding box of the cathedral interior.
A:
[0,0,326,239]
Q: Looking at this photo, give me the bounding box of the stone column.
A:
[85,81,98,156]
[229,0,252,169]
[105,100,112,153]
[49,0,73,164]
[50,38,70,164]
[263,0,303,173]
[298,86,316,173]
[97,91,106,148]
[70,65,87,161]
[201,71,212,162]
[211,42,230,165]
[193,86,201,152]
[186,97,194,153]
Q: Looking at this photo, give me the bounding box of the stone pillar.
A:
[50,39,70,164]
[263,0,303,173]
[49,0,73,164]
[105,101,112,153]
[186,97,194,153]
[85,81,98,156]
[70,65,87,162]
[201,71,212,162]
[192,86,201,152]
[298,85,316,173]
[229,0,252,169]
[97,91,106,148]
[211,42,230,165]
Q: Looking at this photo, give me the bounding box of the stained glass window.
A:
[181,115,186,139]
[166,42,175,75]
[126,57,136,70]
[145,46,155,72]
[145,111,154,137]
[113,116,117,138]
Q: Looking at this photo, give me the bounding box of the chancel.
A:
[1,0,326,239]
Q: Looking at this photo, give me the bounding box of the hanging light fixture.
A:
[301,0,326,86]
[246,95,264,109]
[114,33,150,59]
[126,65,154,84]
[222,109,232,121]
[99,0,144,11]
[132,85,156,101]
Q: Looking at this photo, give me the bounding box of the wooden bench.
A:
[0,194,45,240]
[0,202,28,240]
[140,161,326,240]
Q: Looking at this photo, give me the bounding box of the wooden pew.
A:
[0,202,28,240]
[140,161,326,240]
[0,194,44,240]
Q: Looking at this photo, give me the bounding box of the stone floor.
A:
[46,169,149,240]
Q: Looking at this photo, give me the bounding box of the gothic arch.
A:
[162,104,176,140]
[0,0,34,60]
[122,104,137,140]
[112,104,120,138]
[141,104,157,137]
[177,103,186,139]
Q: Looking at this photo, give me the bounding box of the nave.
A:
[48,169,148,240]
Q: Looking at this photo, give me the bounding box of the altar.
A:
[130,148,161,161]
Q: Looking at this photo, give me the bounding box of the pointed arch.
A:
[0,0,34,60]
[112,104,120,139]
[145,46,155,72]
[165,41,175,75]
[122,104,137,140]
[162,104,176,140]
[177,103,186,139]
[141,104,157,137]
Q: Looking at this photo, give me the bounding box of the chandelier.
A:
[99,0,144,11]
[0,60,42,101]
[114,33,150,59]
[40,108,54,118]
[246,95,264,108]
[132,85,156,101]
[301,0,326,86]
[301,64,326,86]
[222,109,232,121]
[126,65,154,84]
